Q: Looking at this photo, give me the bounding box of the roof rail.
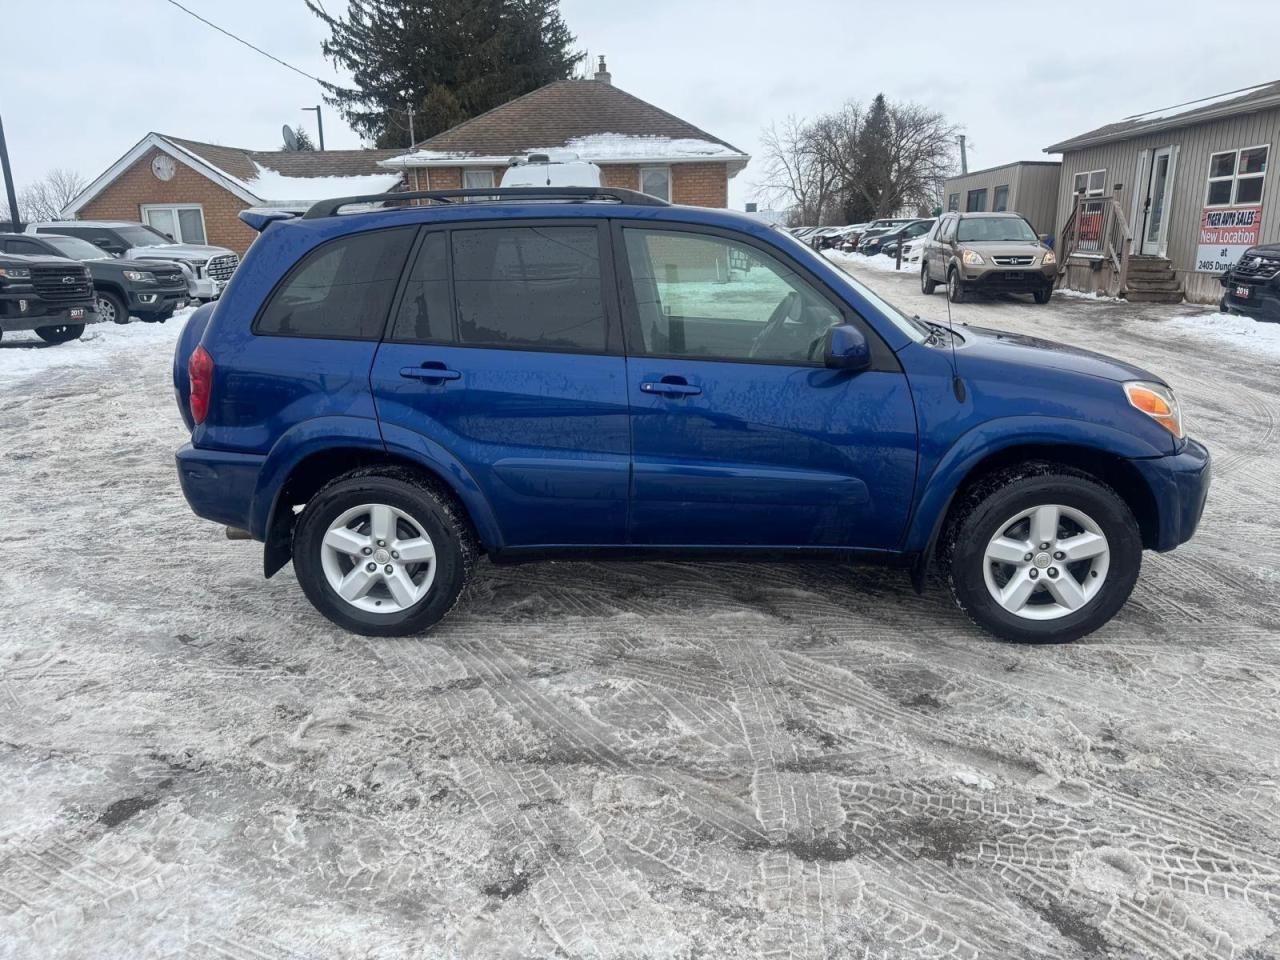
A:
[302,186,669,220]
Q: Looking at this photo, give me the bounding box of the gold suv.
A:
[920,212,1056,304]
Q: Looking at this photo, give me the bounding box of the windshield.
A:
[771,226,928,343]
[43,235,110,260]
[114,224,177,247]
[957,217,1037,243]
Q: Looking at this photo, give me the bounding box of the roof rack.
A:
[302,186,669,220]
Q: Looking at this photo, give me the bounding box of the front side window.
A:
[255,227,415,339]
[1072,169,1106,197]
[142,205,206,243]
[451,225,606,352]
[622,228,843,364]
[640,167,671,202]
[1206,145,1268,206]
[992,185,1009,212]
[966,189,987,212]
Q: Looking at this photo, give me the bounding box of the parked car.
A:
[0,251,98,344]
[0,233,188,324]
[898,232,931,266]
[863,219,935,257]
[1219,244,1280,322]
[837,223,871,251]
[921,212,1056,304]
[173,186,1209,645]
[26,220,239,302]
[855,218,919,249]
[500,152,602,188]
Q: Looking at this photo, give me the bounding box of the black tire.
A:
[1033,288,1052,304]
[35,323,85,344]
[921,262,938,294]
[947,267,967,303]
[97,290,129,324]
[292,468,477,637]
[942,464,1142,644]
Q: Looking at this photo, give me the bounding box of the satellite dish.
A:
[282,124,299,151]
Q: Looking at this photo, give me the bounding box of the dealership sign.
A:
[1195,204,1262,273]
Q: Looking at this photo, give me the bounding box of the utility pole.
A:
[958,135,968,175]
[406,104,416,148]
[302,105,325,151]
[0,112,21,231]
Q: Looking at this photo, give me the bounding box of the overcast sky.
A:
[5,1,1280,211]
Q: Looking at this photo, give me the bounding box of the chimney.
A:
[594,55,611,84]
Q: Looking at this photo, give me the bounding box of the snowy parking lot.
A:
[2,272,1279,958]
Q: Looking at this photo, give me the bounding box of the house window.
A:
[1072,169,1106,197]
[965,188,987,212]
[462,168,496,201]
[640,167,671,202]
[947,193,959,211]
[992,185,1009,212]
[1206,145,1268,206]
[141,204,206,243]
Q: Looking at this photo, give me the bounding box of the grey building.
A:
[1046,80,1280,304]
[942,161,1061,236]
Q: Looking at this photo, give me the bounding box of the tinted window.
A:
[391,231,453,342]
[956,217,1037,243]
[256,227,414,339]
[966,188,987,212]
[451,226,606,351]
[5,238,48,256]
[623,228,843,364]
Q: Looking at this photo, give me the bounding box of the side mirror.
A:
[824,324,871,372]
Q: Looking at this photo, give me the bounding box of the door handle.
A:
[400,363,461,383]
[640,378,701,397]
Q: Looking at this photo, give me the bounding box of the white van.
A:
[499,152,602,189]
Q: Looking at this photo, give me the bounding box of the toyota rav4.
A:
[172,187,1211,644]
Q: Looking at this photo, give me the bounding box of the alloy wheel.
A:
[319,503,437,614]
[981,503,1110,620]
[97,296,116,323]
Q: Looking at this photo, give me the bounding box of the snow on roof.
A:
[239,162,402,206]
[382,132,743,168]
[1120,83,1276,123]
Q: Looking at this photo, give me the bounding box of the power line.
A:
[161,0,325,84]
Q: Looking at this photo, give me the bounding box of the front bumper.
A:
[1220,273,1280,322]
[176,443,266,535]
[127,284,188,315]
[0,293,101,332]
[1131,438,1211,552]
[965,267,1055,293]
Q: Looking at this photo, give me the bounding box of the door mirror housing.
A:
[823,324,871,372]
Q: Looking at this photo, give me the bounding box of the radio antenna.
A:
[944,278,965,403]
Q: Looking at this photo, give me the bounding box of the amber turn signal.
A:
[1124,381,1184,439]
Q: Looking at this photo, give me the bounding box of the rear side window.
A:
[255,227,414,339]
[450,226,606,352]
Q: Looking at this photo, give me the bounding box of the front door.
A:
[371,222,631,548]
[616,225,918,550]
[1140,147,1174,255]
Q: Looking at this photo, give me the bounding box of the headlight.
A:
[1042,249,1056,265]
[0,266,31,280]
[1124,381,1184,439]
[961,248,984,266]
[123,270,157,282]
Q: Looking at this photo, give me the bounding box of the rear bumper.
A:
[1131,438,1212,551]
[176,442,265,536]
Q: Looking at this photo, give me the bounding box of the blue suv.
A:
[173,187,1210,644]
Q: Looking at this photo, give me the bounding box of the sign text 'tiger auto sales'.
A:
[1196,204,1262,273]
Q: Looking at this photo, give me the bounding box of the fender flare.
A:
[904,415,1167,558]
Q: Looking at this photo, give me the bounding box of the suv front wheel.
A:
[943,465,1141,643]
[921,262,938,294]
[947,267,967,303]
[292,469,476,636]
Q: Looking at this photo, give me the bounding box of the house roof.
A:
[63,133,404,216]
[943,160,1060,184]
[380,79,749,174]
[1045,80,1280,153]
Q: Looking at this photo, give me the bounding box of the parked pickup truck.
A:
[0,252,99,344]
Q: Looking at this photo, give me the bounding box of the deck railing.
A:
[1056,194,1133,294]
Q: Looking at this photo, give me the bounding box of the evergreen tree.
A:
[306,0,580,149]
[854,94,894,217]
[285,128,317,151]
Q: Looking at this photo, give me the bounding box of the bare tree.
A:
[756,116,841,225]
[1,168,88,223]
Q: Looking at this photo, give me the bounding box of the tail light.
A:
[189,345,214,425]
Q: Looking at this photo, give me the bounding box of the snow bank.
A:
[1164,309,1280,357]
[0,309,190,387]
[383,133,743,168]
[822,250,915,274]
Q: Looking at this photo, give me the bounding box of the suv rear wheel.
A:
[943,464,1141,643]
[292,469,476,637]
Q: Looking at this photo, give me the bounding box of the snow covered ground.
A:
[822,248,914,274]
[1,282,1279,959]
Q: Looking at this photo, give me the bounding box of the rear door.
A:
[616,224,918,550]
[370,220,630,548]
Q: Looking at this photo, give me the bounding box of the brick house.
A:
[379,58,749,206]
[63,133,404,255]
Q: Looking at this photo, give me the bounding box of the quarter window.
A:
[1206,145,1268,206]
[640,167,671,202]
[966,188,987,212]
[451,226,606,351]
[255,227,415,339]
[142,204,207,243]
[1072,169,1106,197]
[622,228,843,364]
[390,232,452,342]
